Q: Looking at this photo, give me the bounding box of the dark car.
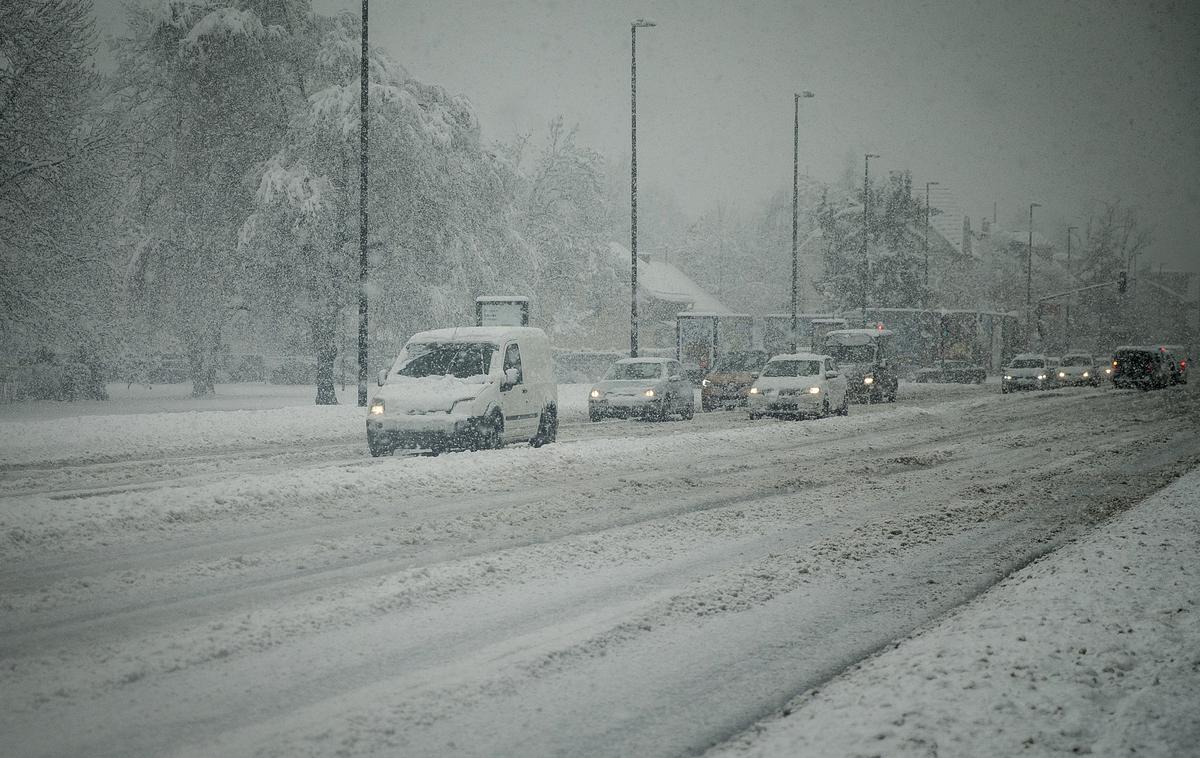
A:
[700,350,770,410]
[1111,346,1172,390]
[1158,345,1189,385]
[913,360,986,384]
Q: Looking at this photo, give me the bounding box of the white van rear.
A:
[366,327,557,456]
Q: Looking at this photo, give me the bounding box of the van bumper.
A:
[366,413,488,450]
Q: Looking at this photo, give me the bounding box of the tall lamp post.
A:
[861,153,879,326]
[791,90,815,352]
[630,18,656,358]
[923,180,939,305]
[356,0,369,407]
[1026,202,1041,345]
[1065,225,1077,346]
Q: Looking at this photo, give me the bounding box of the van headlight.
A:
[807,386,821,395]
[863,375,874,385]
[1004,375,1013,380]
[701,378,711,387]
[369,399,385,415]
[749,386,760,395]
[643,388,656,398]
[1058,372,1066,378]
[1037,374,1047,380]
[590,388,602,399]
[1082,371,1089,378]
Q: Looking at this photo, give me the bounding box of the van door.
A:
[500,342,539,439]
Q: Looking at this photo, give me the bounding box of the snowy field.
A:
[1,380,1197,756]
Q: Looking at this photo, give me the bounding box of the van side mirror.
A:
[502,367,521,388]
[376,369,387,386]
[825,371,838,379]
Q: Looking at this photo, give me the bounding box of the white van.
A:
[366,327,557,456]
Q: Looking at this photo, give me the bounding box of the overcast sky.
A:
[96,0,1200,272]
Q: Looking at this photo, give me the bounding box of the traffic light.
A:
[1118,270,1127,294]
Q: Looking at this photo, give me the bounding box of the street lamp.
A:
[1066,225,1078,345]
[923,180,939,298]
[630,18,655,358]
[861,153,879,326]
[791,90,815,352]
[356,0,369,407]
[1027,202,1041,344]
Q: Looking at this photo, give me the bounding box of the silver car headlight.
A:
[1003,375,1013,380]
[1058,372,1066,379]
[748,386,761,395]
[369,398,385,415]
[1082,371,1089,378]
[1037,374,1047,380]
[590,388,602,399]
[863,375,874,385]
[643,388,656,398]
[807,386,821,395]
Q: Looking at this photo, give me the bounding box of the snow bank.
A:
[712,467,1200,757]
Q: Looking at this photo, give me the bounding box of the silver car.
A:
[589,358,695,421]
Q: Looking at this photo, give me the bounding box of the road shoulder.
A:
[711,466,1200,757]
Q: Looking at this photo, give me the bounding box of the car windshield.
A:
[713,351,768,372]
[1010,358,1044,368]
[762,359,822,377]
[1062,355,1091,366]
[828,344,876,363]
[395,342,496,381]
[605,362,664,380]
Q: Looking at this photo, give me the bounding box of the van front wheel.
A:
[479,413,504,450]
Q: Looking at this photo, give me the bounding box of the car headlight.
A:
[1004,375,1013,380]
[808,386,821,395]
[369,399,385,415]
[1105,368,1112,374]
[749,386,760,395]
[1058,372,1066,378]
[701,378,711,387]
[863,375,874,385]
[590,388,601,399]
[644,388,656,398]
[1082,371,1089,378]
[1037,374,1046,380]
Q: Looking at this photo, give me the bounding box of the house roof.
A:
[607,242,732,314]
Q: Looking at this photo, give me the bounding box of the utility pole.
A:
[923,181,939,302]
[630,19,656,358]
[356,0,369,407]
[1027,202,1041,346]
[1066,225,1077,347]
[791,90,814,352]
[861,153,879,327]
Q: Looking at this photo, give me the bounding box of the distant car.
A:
[701,349,770,411]
[1001,353,1050,393]
[1111,346,1172,390]
[1044,356,1063,388]
[589,357,695,421]
[1158,345,1189,385]
[747,353,848,420]
[1055,353,1101,387]
[913,360,986,384]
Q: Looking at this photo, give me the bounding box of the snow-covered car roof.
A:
[615,356,670,364]
[407,326,546,343]
[767,352,828,362]
[1012,352,1046,360]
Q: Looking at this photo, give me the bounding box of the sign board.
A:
[475,296,530,327]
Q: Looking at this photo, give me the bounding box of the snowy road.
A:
[2,381,1197,756]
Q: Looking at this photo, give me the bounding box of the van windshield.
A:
[828,344,876,364]
[1010,358,1044,368]
[605,362,664,380]
[1062,355,1092,366]
[395,342,496,381]
[762,360,822,377]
